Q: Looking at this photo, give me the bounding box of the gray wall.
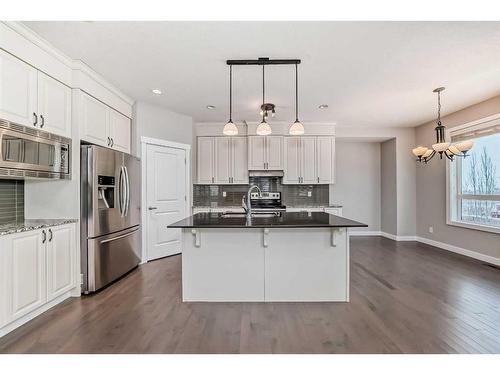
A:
[415,95,500,259]
[132,101,194,157]
[331,141,381,232]
[381,138,397,235]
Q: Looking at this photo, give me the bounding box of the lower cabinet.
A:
[0,223,77,336]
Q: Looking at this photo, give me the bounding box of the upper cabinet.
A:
[79,91,131,154]
[0,49,71,137]
[197,136,248,184]
[248,136,283,170]
[37,71,71,137]
[283,136,335,185]
[0,49,38,127]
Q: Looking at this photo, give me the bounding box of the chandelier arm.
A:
[424,150,436,163]
[444,152,454,161]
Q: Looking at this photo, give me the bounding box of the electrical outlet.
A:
[429,226,434,234]
[222,191,227,197]
[307,191,312,197]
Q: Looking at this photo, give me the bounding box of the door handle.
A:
[100,227,140,244]
[148,206,158,210]
[107,137,111,146]
[42,230,46,244]
[40,115,45,128]
[110,138,114,147]
[48,228,53,242]
[124,166,130,216]
[33,112,38,126]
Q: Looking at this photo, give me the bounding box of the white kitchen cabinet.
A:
[37,71,71,137]
[46,224,76,301]
[248,136,283,170]
[0,49,37,127]
[231,136,249,184]
[109,108,131,154]
[317,136,335,184]
[80,91,109,147]
[0,223,77,338]
[283,136,335,184]
[215,137,231,184]
[197,137,215,184]
[80,91,131,153]
[5,229,46,322]
[198,136,248,184]
[0,50,72,137]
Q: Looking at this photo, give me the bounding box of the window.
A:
[448,115,500,233]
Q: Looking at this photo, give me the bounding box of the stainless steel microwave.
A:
[0,119,70,179]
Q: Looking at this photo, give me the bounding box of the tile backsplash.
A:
[0,179,24,224]
[193,177,329,208]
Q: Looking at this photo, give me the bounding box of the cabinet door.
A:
[231,136,248,184]
[6,230,46,322]
[37,71,71,137]
[248,136,266,170]
[0,49,37,127]
[109,109,131,153]
[266,136,283,170]
[317,136,335,184]
[214,137,231,184]
[47,224,75,301]
[301,137,317,184]
[283,137,300,184]
[197,137,215,184]
[80,92,109,147]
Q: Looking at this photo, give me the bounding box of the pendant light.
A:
[256,65,272,136]
[289,63,305,135]
[223,65,238,136]
[411,87,473,163]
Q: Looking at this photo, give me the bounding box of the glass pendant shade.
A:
[448,144,460,155]
[256,120,272,135]
[289,120,305,135]
[455,140,474,152]
[432,142,450,152]
[412,146,428,157]
[223,121,238,136]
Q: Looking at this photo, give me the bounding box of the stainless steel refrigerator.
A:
[80,145,141,294]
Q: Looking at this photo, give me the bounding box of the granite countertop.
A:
[0,219,79,236]
[192,204,343,210]
[169,212,366,229]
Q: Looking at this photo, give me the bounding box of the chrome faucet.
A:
[243,184,262,220]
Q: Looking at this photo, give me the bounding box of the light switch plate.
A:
[307,191,312,197]
[222,191,227,197]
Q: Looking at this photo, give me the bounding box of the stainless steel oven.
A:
[0,119,70,179]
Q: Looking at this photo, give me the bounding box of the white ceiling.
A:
[23,21,500,128]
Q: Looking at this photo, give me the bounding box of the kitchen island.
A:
[169,212,367,302]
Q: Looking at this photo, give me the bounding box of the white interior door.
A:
[146,144,187,261]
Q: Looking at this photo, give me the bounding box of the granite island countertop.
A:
[0,219,79,236]
[169,212,366,229]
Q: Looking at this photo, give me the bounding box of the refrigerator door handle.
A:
[124,165,130,217]
[118,166,124,216]
[99,227,140,244]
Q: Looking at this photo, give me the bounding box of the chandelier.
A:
[412,87,473,163]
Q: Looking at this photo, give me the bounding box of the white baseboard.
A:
[348,230,382,236]
[0,291,74,338]
[416,236,500,267]
[349,231,417,241]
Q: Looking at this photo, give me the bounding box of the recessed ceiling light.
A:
[318,104,329,109]
[206,105,216,110]
[151,89,162,95]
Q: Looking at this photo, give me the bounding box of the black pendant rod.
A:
[295,64,299,122]
[227,57,301,66]
[229,65,232,122]
[262,65,266,122]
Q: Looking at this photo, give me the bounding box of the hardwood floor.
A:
[1,236,500,353]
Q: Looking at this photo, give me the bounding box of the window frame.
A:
[446,113,500,235]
